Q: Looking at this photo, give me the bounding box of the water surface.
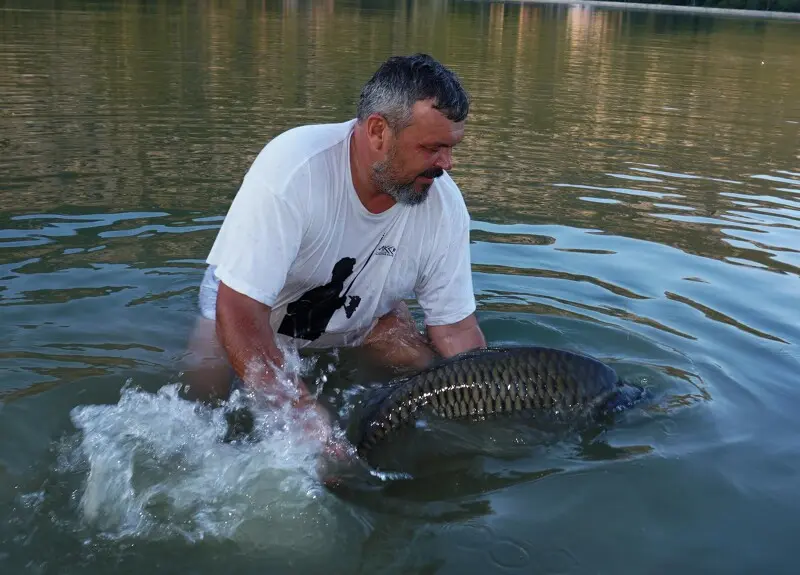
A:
[2,0,800,573]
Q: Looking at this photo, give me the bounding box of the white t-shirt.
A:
[199,118,476,350]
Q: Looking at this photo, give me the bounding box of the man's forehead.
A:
[406,100,465,143]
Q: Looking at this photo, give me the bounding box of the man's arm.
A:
[414,186,485,359]
[215,281,313,407]
[427,312,486,358]
[361,303,485,370]
[216,281,341,453]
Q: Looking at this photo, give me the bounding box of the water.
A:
[2,0,799,572]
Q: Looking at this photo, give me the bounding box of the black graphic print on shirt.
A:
[277,256,362,341]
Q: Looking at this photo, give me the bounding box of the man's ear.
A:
[365,114,391,154]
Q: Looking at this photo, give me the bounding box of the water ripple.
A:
[552,182,684,200]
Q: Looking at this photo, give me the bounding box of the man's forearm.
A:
[427,313,487,358]
[215,282,335,449]
[215,281,311,403]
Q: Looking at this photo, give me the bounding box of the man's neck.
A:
[349,128,397,214]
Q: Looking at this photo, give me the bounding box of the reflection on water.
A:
[2,0,800,573]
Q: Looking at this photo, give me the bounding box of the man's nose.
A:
[434,148,453,171]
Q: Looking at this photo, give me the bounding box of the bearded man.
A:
[188,53,486,418]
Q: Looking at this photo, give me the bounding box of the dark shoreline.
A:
[489,0,800,19]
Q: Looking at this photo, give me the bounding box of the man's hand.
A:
[361,301,437,370]
[362,303,487,371]
[427,312,486,358]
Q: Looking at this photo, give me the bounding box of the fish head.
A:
[603,380,649,414]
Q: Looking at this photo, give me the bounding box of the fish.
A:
[352,346,647,461]
[219,345,648,467]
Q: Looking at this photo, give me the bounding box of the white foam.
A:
[61,348,364,557]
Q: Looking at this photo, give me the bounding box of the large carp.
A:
[352,346,646,460]
[221,346,647,465]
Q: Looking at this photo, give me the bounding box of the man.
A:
[187,53,486,421]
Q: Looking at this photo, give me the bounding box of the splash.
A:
[60,345,361,554]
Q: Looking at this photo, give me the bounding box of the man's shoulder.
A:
[270,119,355,154]
[247,119,355,185]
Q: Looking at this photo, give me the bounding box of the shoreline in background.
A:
[498,0,800,20]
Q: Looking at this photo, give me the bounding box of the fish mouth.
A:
[604,380,649,414]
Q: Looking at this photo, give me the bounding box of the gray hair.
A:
[356,53,470,132]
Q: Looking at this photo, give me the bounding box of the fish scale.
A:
[355,346,646,460]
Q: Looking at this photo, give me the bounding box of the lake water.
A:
[2,0,799,573]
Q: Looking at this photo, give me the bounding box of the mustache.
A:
[418,167,444,180]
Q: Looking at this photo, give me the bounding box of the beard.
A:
[371,146,443,206]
